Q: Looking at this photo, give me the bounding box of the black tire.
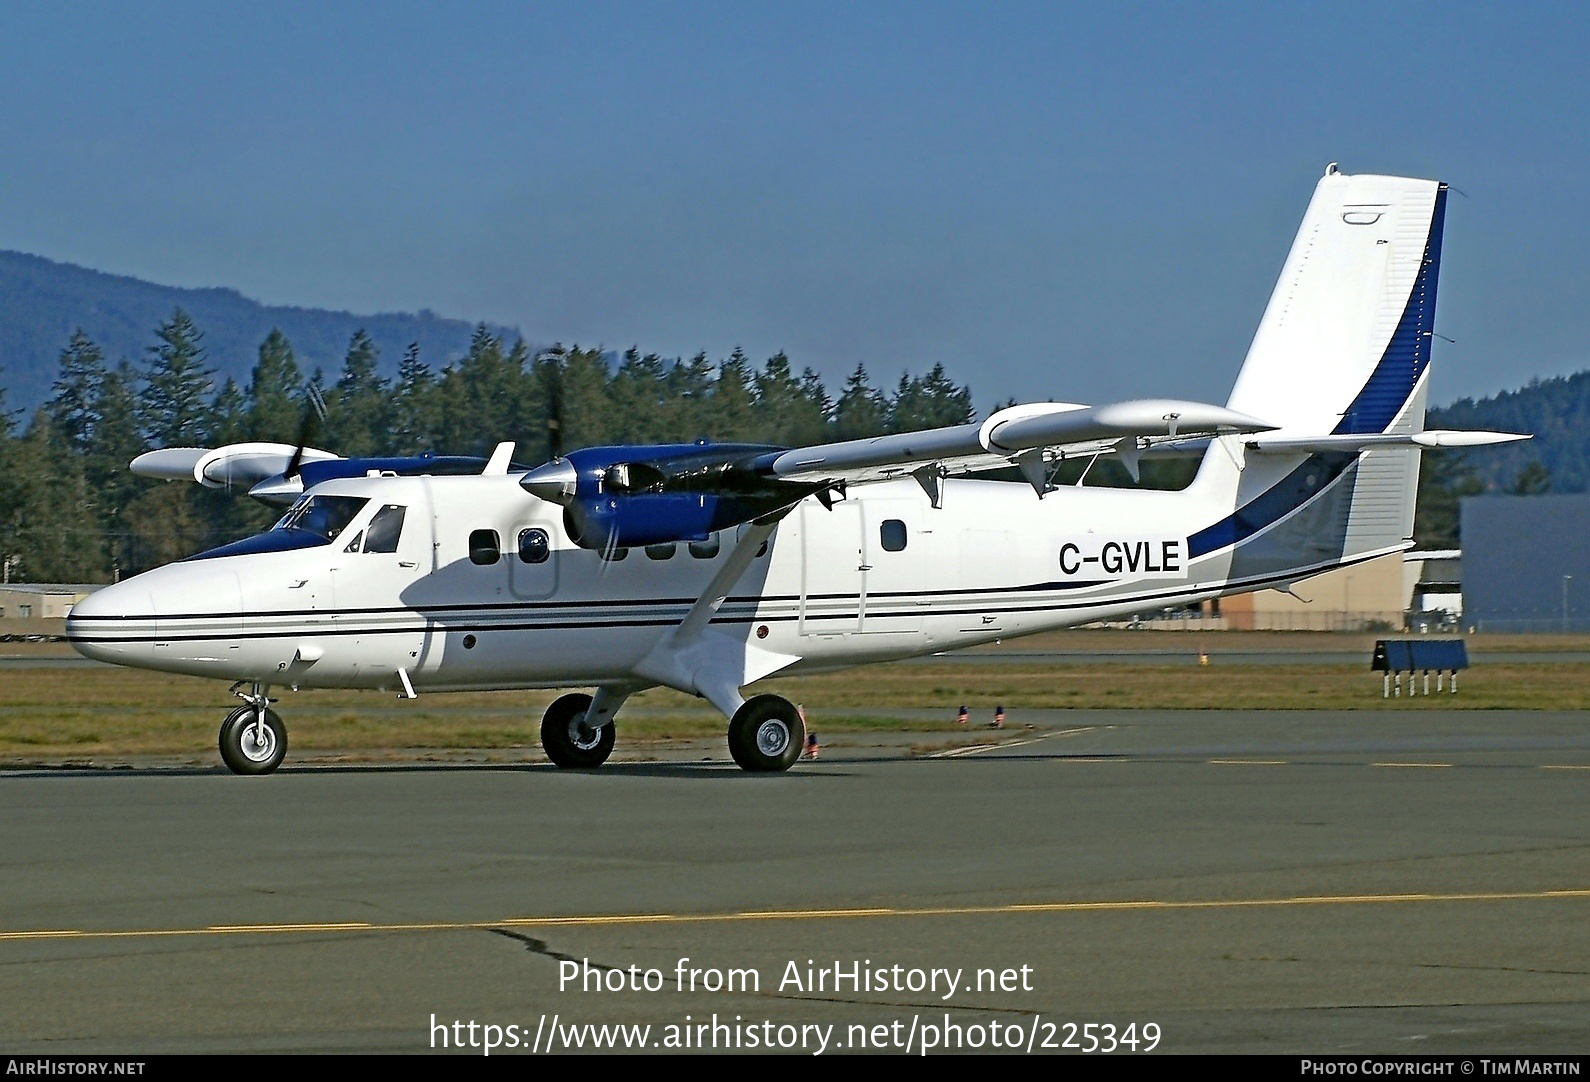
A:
[727,695,805,773]
[218,705,287,775]
[541,692,615,768]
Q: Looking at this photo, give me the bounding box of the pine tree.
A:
[553,346,616,452]
[798,368,833,443]
[753,352,827,446]
[209,379,249,446]
[436,326,530,456]
[917,363,975,427]
[390,343,436,454]
[609,348,671,443]
[664,351,716,441]
[142,309,213,446]
[246,329,304,445]
[84,362,151,577]
[329,329,388,457]
[708,347,757,440]
[46,331,109,455]
[119,483,209,572]
[832,364,887,440]
[0,412,107,582]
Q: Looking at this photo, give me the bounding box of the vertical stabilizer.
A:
[1190,167,1448,582]
[1226,166,1446,438]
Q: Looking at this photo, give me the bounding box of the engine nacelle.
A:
[564,492,746,549]
[522,442,813,551]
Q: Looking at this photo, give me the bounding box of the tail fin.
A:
[1226,164,1446,438]
[1189,166,1447,583]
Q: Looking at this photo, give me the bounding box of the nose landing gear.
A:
[220,682,287,775]
[540,691,617,768]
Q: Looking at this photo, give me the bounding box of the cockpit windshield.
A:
[273,495,369,542]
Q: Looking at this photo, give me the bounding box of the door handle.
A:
[399,561,417,568]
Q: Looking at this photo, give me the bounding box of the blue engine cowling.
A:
[564,492,775,549]
[528,443,813,550]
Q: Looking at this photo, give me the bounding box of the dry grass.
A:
[1,658,1587,760]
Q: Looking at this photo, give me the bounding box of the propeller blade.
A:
[285,382,329,480]
[545,357,564,460]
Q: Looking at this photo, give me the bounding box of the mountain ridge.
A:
[0,249,521,409]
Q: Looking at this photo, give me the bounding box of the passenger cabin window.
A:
[469,529,501,565]
[645,542,677,561]
[364,505,406,553]
[688,534,720,559]
[518,528,550,564]
[880,519,908,552]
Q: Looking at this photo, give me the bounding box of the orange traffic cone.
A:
[957,705,969,725]
[804,733,819,759]
[992,705,1005,729]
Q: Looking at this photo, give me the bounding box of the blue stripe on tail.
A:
[1334,185,1447,435]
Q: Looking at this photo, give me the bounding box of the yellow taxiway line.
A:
[2,888,1586,944]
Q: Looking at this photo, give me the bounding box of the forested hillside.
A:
[1428,373,1590,494]
[0,312,975,582]
[0,281,1578,580]
[0,250,512,409]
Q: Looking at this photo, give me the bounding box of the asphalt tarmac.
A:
[1,709,1586,1055]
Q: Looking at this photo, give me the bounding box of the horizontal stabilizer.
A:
[1246,430,1530,454]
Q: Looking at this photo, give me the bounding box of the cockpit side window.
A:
[363,505,407,554]
[273,495,369,543]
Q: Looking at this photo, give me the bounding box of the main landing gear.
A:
[728,694,805,773]
[539,688,805,773]
[219,682,287,775]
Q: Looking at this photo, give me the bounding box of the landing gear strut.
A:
[541,692,616,768]
[727,694,805,773]
[219,682,287,775]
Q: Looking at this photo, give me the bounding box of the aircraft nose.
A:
[66,581,155,663]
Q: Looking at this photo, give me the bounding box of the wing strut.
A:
[633,510,800,718]
[674,518,781,643]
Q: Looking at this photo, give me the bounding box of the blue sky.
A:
[1,1,1585,410]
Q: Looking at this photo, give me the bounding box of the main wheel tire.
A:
[541,692,615,768]
[727,695,805,773]
[218,705,287,775]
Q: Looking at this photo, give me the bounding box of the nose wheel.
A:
[541,692,616,768]
[219,706,287,775]
[219,682,287,775]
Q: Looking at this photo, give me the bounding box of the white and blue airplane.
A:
[67,166,1525,775]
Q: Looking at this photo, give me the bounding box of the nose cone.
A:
[520,458,578,505]
[66,580,155,665]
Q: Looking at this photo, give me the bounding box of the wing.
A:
[759,398,1279,492]
[130,443,342,492]
[130,442,519,504]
